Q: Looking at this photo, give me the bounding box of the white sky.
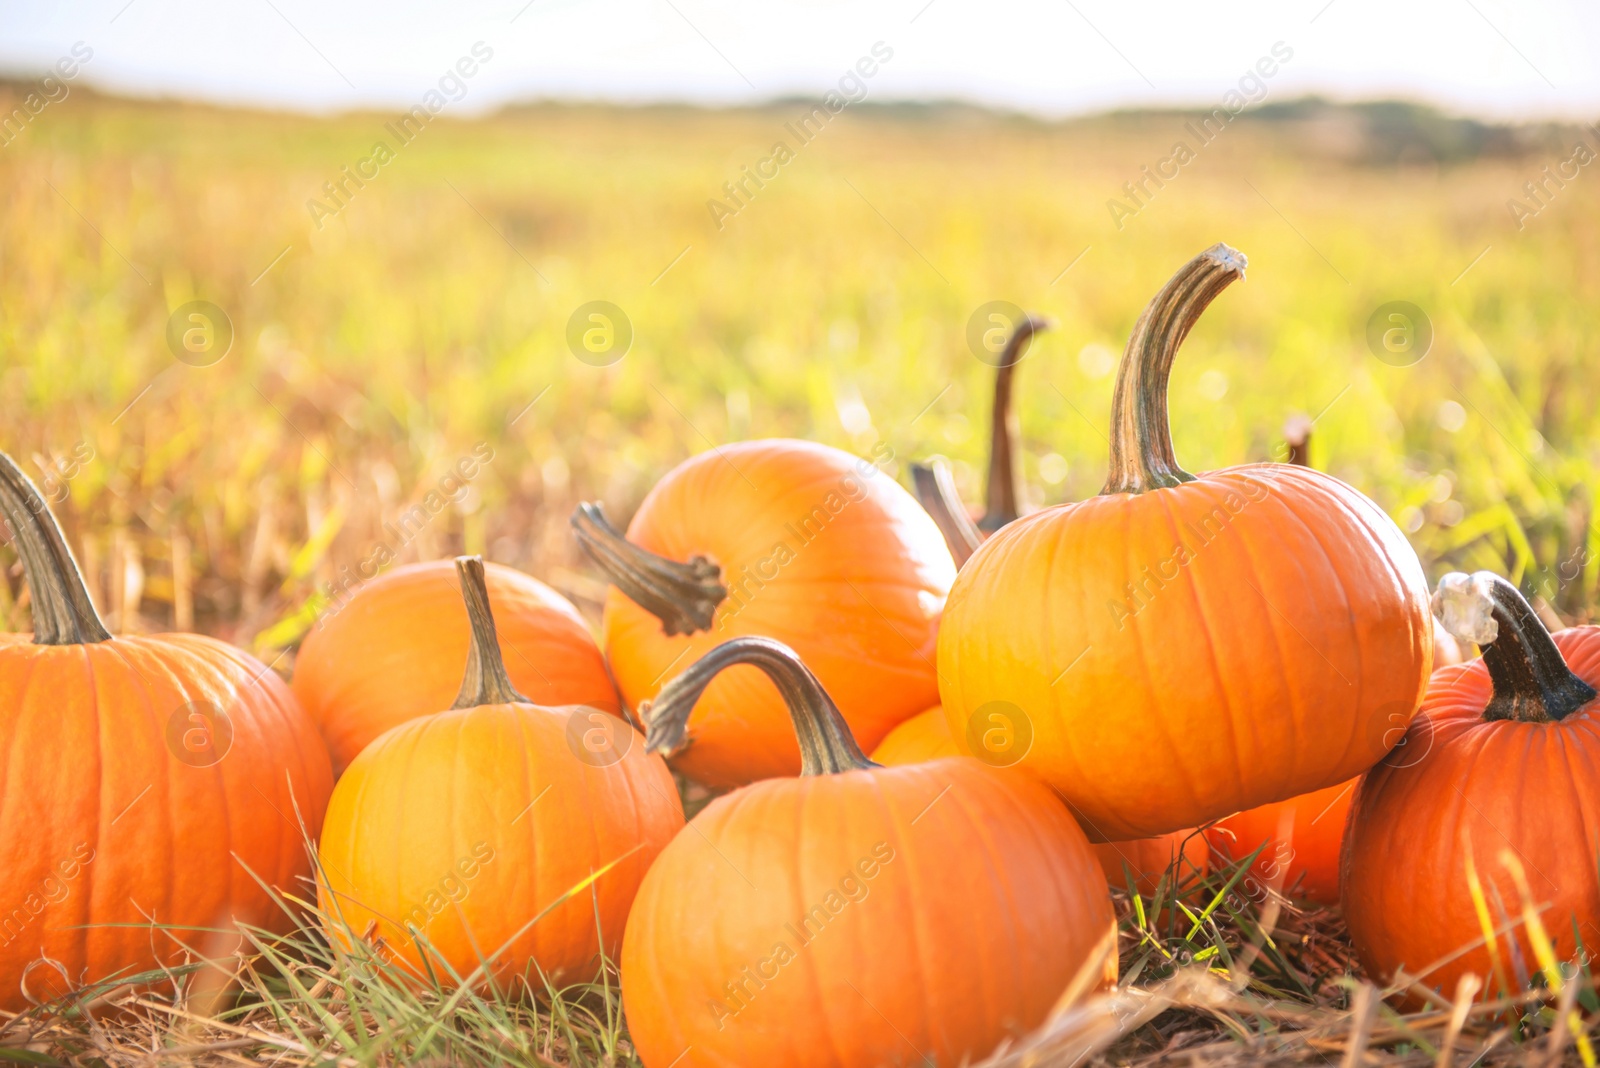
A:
[1,0,1597,121]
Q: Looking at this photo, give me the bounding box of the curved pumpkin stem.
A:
[909,461,981,567]
[570,502,726,636]
[640,636,876,776]
[911,314,1051,559]
[980,314,1052,533]
[1102,243,1247,495]
[452,555,531,708]
[1433,571,1595,723]
[0,449,111,645]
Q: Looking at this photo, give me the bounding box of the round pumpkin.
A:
[1093,832,1210,898]
[317,557,682,987]
[937,244,1432,840]
[294,559,618,774]
[1344,571,1600,1002]
[869,707,1205,896]
[1281,421,1466,676]
[0,451,332,1010]
[623,637,1115,1068]
[1206,779,1355,905]
[868,704,957,765]
[571,439,954,789]
[910,315,1050,564]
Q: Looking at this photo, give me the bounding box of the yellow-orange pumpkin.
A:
[294,559,618,774]
[0,452,332,1010]
[1206,779,1355,905]
[317,557,681,987]
[871,705,1206,896]
[572,439,954,789]
[937,245,1432,840]
[868,704,956,765]
[622,637,1115,1068]
[1093,832,1210,898]
[1344,572,1600,1002]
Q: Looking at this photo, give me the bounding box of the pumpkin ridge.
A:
[946,768,1036,1039]
[1229,477,1337,797]
[798,777,853,1068]
[1153,483,1243,816]
[149,642,215,923]
[871,767,941,1062]
[1267,477,1377,776]
[1119,499,1199,835]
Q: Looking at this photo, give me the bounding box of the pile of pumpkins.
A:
[3,243,1597,1067]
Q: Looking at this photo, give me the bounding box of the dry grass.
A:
[3,841,1595,1066]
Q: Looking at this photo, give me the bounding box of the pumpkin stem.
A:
[909,460,981,567]
[910,314,1050,560]
[0,449,112,645]
[980,314,1052,533]
[639,636,876,776]
[1284,415,1312,468]
[1102,243,1247,495]
[570,502,726,636]
[452,555,531,708]
[1433,571,1595,723]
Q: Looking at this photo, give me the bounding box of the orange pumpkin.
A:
[0,452,332,1010]
[1344,571,1600,1002]
[622,637,1115,1068]
[872,706,1206,895]
[572,439,954,789]
[294,559,618,774]
[1282,426,1468,673]
[911,315,1051,564]
[317,557,681,987]
[1206,779,1355,905]
[868,704,957,764]
[1093,832,1210,898]
[937,245,1432,840]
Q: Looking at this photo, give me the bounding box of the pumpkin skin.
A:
[294,559,618,775]
[868,705,956,764]
[870,708,1205,897]
[1344,572,1600,1002]
[1093,831,1209,898]
[1206,779,1355,905]
[579,440,954,789]
[622,637,1115,1068]
[317,558,682,987]
[937,246,1432,840]
[0,454,332,1011]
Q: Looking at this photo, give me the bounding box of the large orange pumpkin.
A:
[317,557,682,987]
[937,244,1433,840]
[870,705,1207,895]
[0,451,332,1010]
[622,637,1115,1068]
[1206,779,1355,905]
[1282,421,1468,672]
[572,439,954,789]
[294,559,618,774]
[911,315,1050,564]
[1344,571,1600,1002]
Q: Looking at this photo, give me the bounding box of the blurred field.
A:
[1,88,1597,662]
